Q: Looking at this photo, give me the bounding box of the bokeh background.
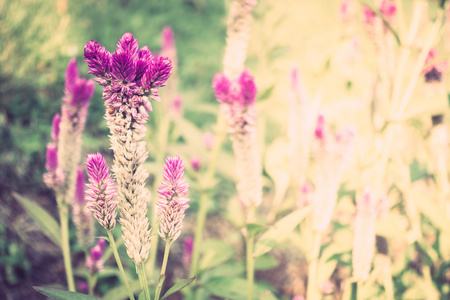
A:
[1,0,450,299]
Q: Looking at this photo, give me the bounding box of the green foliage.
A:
[34,286,100,300]
[203,277,277,300]
[160,276,196,300]
[13,193,61,246]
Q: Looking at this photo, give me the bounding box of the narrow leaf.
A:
[160,276,196,300]
[34,287,100,300]
[254,207,312,257]
[247,223,269,237]
[203,277,277,300]
[13,193,61,246]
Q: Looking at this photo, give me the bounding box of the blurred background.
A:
[1,0,450,299]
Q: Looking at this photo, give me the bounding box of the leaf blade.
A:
[34,286,100,300]
[160,276,196,300]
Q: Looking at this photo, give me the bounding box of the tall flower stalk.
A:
[73,166,94,252]
[85,153,134,300]
[154,155,190,300]
[307,115,355,300]
[84,32,172,300]
[213,68,261,300]
[43,58,95,292]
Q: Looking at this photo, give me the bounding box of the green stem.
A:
[107,230,136,300]
[306,231,322,300]
[137,263,151,300]
[155,241,171,300]
[189,114,227,279]
[350,282,358,300]
[59,205,75,292]
[246,232,255,300]
[87,273,97,296]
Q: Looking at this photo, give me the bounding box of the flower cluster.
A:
[72,166,94,251]
[86,239,106,274]
[85,153,118,231]
[43,114,65,189]
[156,156,190,244]
[363,0,396,26]
[57,58,95,205]
[213,69,262,209]
[312,114,355,232]
[85,33,172,265]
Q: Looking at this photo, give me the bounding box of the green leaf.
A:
[203,277,277,300]
[247,223,269,237]
[254,206,312,257]
[34,287,100,300]
[254,255,279,270]
[13,193,61,246]
[102,280,142,300]
[160,276,196,300]
[199,239,235,272]
[258,85,275,101]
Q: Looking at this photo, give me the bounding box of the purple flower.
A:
[157,155,190,243]
[86,239,106,274]
[162,26,175,52]
[212,72,231,104]
[182,236,194,267]
[64,58,95,108]
[45,144,59,172]
[315,114,326,139]
[84,32,172,109]
[51,114,61,144]
[190,156,201,172]
[85,153,118,231]
[238,68,257,106]
[74,166,86,205]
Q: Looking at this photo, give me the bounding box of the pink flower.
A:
[203,132,215,150]
[182,236,194,267]
[297,182,313,208]
[157,156,190,243]
[51,114,61,144]
[162,26,175,52]
[86,239,106,274]
[73,166,94,251]
[85,153,118,231]
[190,156,201,172]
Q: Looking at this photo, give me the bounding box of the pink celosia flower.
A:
[182,236,194,267]
[86,239,106,274]
[171,94,183,117]
[352,187,376,282]
[77,282,88,293]
[157,155,190,244]
[57,58,95,205]
[73,166,94,251]
[292,296,305,300]
[85,153,118,231]
[203,132,215,150]
[85,33,171,265]
[297,182,313,208]
[43,143,65,188]
[51,113,61,144]
[362,0,396,26]
[162,26,175,53]
[312,115,355,232]
[213,69,262,209]
[319,280,334,294]
[339,0,354,22]
[190,156,201,172]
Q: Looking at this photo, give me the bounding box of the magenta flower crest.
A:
[85,153,118,230]
[64,58,95,108]
[157,155,190,243]
[43,143,65,188]
[51,114,61,144]
[162,26,175,52]
[86,239,106,274]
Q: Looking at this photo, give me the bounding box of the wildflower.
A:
[190,156,201,172]
[297,182,313,208]
[352,187,376,282]
[57,58,95,205]
[43,143,65,188]
[292,296,305,300]
[312,115,355,232]
[170,94,183,117]
[213,69,262,209]
[85,32,172,265]
[182,236,194,267]
[73,166,94,251]
[86,239,106,274]
[85,153,118,231]
[203,132,215,150]
[51,113,61,144]
[157,155,190,244]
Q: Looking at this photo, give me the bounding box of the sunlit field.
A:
[1,0,450,299]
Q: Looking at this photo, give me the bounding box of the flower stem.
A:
[246,231,255,300]
[59,205,75,292]
[350,282,358,300]
[306,231,322,300]
[87,273,97,296]
[137,263,151,300]
[107,230,135,300]
[155,241,171,300]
